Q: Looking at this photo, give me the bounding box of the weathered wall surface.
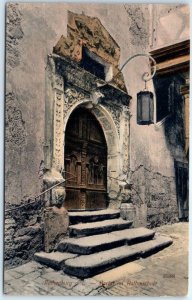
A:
[4,199,44,269]
[150,4,190,49]
[5,3,189,267]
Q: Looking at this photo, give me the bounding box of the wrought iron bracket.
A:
[119,53,157,84]
[96,53,157,89]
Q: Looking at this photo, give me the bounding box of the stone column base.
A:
[44,206,69,252]
[120,203,136,227]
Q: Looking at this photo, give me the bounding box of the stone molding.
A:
[53,11,127,92]
[150,39,190,76]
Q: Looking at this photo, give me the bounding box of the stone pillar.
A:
[44,206,69,252]
[121,106,130,175]
[44,57,66,207]
[43,56,68,252]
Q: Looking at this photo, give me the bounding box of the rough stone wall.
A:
[4,199,44,269]
[130,166,178,228]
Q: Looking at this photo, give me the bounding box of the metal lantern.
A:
[137,91,154,125]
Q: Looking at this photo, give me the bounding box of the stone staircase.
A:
[34,209,173,278]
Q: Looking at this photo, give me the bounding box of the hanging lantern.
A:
[137,91,154,125]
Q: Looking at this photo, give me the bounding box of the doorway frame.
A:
[43,54,131,209]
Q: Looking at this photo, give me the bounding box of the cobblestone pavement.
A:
[4,222,189,296]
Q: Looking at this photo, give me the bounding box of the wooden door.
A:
[64,107,107,210]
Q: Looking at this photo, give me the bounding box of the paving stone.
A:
[44,267,55,273]
[4,271,14,281]
[87,289,101,296]
[83,278,101,289]
[4,284,13,294]
[64,289,83,296]
[5,269,23,279]
[30,280,53,294]
[13,261,39,274]
[20,271,40,282]
[49,289,63,296]
[94,262,145,283]
[42,271,79,289]
[46,283,70,295]
[7,280,28,293]
[73,283,96,295]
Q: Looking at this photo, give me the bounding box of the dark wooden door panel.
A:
[64,189,81,210]
[64,107,107,210]
[86,191,107,210]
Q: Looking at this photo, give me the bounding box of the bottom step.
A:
[64,235,172,278]
[34,252,77,270]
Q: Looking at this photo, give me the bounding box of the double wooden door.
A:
[64,107,107,210]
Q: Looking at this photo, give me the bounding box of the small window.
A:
[153,74,184,123]
[80,47,105,80]
[153,75,173,122]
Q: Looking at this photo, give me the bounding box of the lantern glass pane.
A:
[142,94,150,122]
[137,91,154,125]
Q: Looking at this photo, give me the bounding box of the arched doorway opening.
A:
[64,107,107,210]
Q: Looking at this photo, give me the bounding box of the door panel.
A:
[64,107,107,210]
[86,191,107,210]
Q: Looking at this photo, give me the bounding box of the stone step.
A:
[69,218,133,237]
[58,227,155,254]
[34,251,77,270]
[63,235,173,278]
[68,209,120,225]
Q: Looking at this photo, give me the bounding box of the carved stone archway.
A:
[42,11,132,250]
[43,53,131,207]
[63,97,121,206]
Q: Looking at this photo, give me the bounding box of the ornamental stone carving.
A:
[52,74,64,171]
[64,86,88,119]
[53,11,127,92]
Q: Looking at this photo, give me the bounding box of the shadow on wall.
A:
[129,74,188,228]
[154,73,189,222]
[130,165,179,229]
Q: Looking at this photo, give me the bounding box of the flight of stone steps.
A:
[34,209,172,278]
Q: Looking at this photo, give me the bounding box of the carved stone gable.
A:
[53,11,127,92]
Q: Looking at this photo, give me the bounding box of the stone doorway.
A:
[43,11,132,212]
[64,106,107,210]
